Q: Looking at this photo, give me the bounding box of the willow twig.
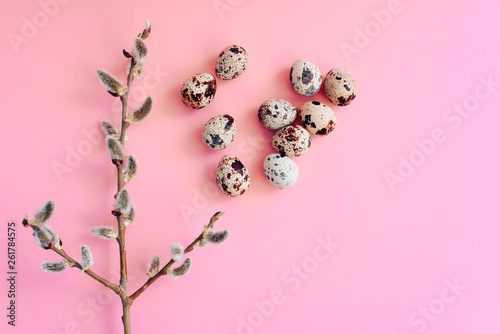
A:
[129,211,225,302]
[114,56,137,334]
[51,247,120,292]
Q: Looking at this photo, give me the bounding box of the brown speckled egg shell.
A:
[202,114,237,150]
[323,68,356,106]
[289,59,322,96]
[271,125,311,157]
[215,45,249,80]
[258,98,297,130]
[181,73,217,109]
[299,101,337,136]
[216,155,251,197]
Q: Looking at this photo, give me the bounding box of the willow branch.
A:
[113,55,140,334]
[114,23,151,334]
[51,247,120,292]
[114,57,136,293]
[129,212,224,302]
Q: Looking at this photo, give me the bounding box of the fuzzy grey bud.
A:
[106,136,124,164]
[124,203,136,226]
[130,96,152,123]
[80,245,94,272]
[123,155,138,182]
[133,38,149,60]
[34,226,52,249]
[147,254,161,277]
[96,69,126,96]
[45,225,62,249]
[101,120,119,138]
[168,257,191,279]
[206,230,229,245]
[34,225,59,250]
[171,243,184,262]
[130,61,144,78]
[114,190,130,213]
[41,260,68,273]
[91,226,118,240]
[33,200,55,225]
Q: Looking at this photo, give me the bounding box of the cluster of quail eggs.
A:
[181,45,251,197]
[259,59,357,189]
[181,48,357,196]
[181,45,249,109]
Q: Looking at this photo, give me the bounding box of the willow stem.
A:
[122,300,132,334]
[129,212,224,302]
[51,247,120,292]
[115,56,137,334]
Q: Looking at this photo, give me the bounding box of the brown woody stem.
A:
[128,212,224,302]
[122,303,132,333]
[115,56,137,334]
[51,247,120,292]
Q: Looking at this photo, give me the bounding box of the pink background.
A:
[1,0,500,333]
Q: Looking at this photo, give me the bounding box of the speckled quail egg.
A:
[258,98,297,130]
[323,68,357,106]
[216,155,251,197]
[299,101,337,136]
[202,114,237,150]
[215,45,249,80]
[271,125,311,157]
[289,59,322,96]
[181,73,217,109]
[263,154,299,189]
